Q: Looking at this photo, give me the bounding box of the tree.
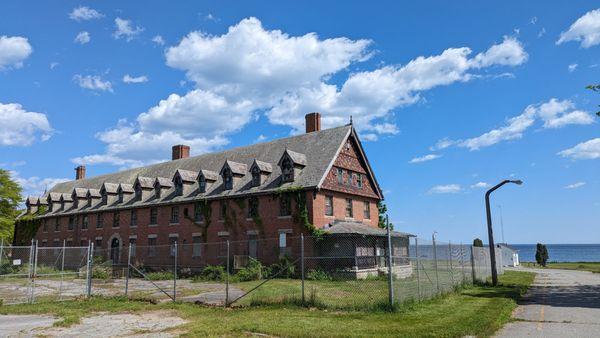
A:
[473,238,484,247]
[377,201,393,230]
[0,169,23,243]
[586,84,600,117]
[535,243,549,267]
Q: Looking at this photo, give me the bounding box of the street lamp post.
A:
[485,179,522,286]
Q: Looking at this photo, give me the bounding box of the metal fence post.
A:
[27,240,34,303]
[301,234,305,305]
[0,239,4,266]
[386,216,394,306]
[415,237,421,301]
[86,242,94,298]
[449,241,454,286]
[59,240,66,300]
[125,244,131,297]
[460,243,466,283]
[31,240,39,303]
[432,234,440,294]
[470,245,476,283]
[225,240,230,307]
[173,241,178,302]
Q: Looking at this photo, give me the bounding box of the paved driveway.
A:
[496,267,600,337]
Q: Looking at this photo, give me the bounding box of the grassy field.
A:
[0,270,534,337]
[521,261,600,273]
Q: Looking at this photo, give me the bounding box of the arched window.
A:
[134,183,142,200]
[251,165,261,186]
[281,157,294,182]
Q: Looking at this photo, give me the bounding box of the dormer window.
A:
[251,166,261,186]
[155,185,162,199]
[278,149,306,184]
[174,176,183,196]
[199,175,206,193]
[134,183,142,200]
[223,167,233,190]
[101,191,108,204]
[282,157,294,182]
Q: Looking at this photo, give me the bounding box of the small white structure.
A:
[497,244,519,267]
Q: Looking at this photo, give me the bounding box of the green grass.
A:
[0,270,534,337]
[521,261,600,273]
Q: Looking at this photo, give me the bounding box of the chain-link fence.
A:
[0,233,502,308]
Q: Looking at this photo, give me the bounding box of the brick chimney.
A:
[305,112,321,133]
[75,165,86,180]
[172,144,190,160]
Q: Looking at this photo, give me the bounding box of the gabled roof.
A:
[47,192,62,202]
[222,160,247,176]
[118,183,134,194]
[135,176,155,189]
[174,169,198,183]
[281,149,307,166]
[87,189,101,198]
[72,188,88,198]
[100,183,119,194]
[155,177,173,188]
[251,160,273,173]
[325,220,412,238]
[198,169,219,182]
[26,196,39,206]
[60,193,73,202]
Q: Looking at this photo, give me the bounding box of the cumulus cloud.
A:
[123,74,148,84]
[565,182,586,189]
[428,184,462,194]
[73,74,113,92]
[152,35,165,46]
[74,31,90,44]
[69,6,103,21]
[558,138,600,160]
[79,17,528,167]
[471,182,491,189]
[113,18,144,41]
[409,154,441,164]
[557,9,600,48]
[438,98,594,151]
[0,103,53,146]
[9,171,69,198]
[568,63,578,72]
[0,35,32,70]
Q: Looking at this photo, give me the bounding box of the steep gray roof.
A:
[73,188,88,198]
[155,177,173,188]
[118,183,134,193]
[252,160,273,173]
[198,169,218,181]
[26,196,39,206]
[47,192,62,202]
[44,125,355,215]
[325,220,412,238]
[60,193,73,202]
[87,189,101,198]
[223,160,247,176]
[284,149,307,166]
[101,183,119,194]
[175,169,197,183]
[135,176,155,189]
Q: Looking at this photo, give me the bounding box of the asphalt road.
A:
[496,266,600,337]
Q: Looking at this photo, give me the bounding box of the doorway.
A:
[110,237,120,264]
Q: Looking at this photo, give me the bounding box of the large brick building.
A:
[20,113,407,270]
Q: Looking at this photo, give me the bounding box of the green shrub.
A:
[145,271,174,280]
[234,259,264,282]
[269,256,295,278]
[92,268,110,280]
[306,268,331,281]
[193,265,226,282]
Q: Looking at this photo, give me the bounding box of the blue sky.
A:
[1,1,598,244]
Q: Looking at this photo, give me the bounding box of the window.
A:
[96,213,104,229]
[118,190,124,203]
[101,191,107,205]
[357,174,363,188]
[220,201,227,220]
[155,185,162,199]
[223,168,233,190]
[66,240,73,247]
[251,166,261,186]
[198,176,206,193]
[43,220,48,232]
[279,232,291,256]
[129,238,137,257]
[175,176,183,196]
[325,195,334,216]
[192,236,202,257]
[112,212,120,228]
[351,172,358,186]
[194,203,203,222]
[68,215,75,230]
[134,183,142,200]
[170,206,179,224]
[279,194,291,216]
[248,197,259,218]
[170,236,178,257]
[55,218,60,232]
[82,215,89,230]
[148,237,157,257]
[95,238,102,250]
[130,210,137,227]
[337,168,344,184]
[363,201,370,219]
[345,198,353,218]
[150,207,158,225]
[281,157,294,182]
[41,240,47,247]
[347,171,354,186]
[80,240,87,247]
[53,239,60,247]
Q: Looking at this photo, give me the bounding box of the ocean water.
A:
[510,244,600,262]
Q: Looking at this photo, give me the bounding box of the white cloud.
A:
[471,182,491,189]
[113,18,144,41]
[557,9,600,48]
[69,6,103,21]
[49,62,59,70]
[152,35,165,46]
[428,184,462,194]
[123,74,148,84]
[409,154,441,164]
[73,74,113,92]
[558,138,600,160]
[74,31,90,44]
[79,17,528,167]
[565,182,586,189]
[9,171,69,198]
[430,138,456,151]
[204,13,219,22]
[0,103,53,146]
[0,35,32,70]
[443,98,594,151]
[538,28,546,38]
[568,63,578,72]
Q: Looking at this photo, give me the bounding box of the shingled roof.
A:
[41,125,382,215]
